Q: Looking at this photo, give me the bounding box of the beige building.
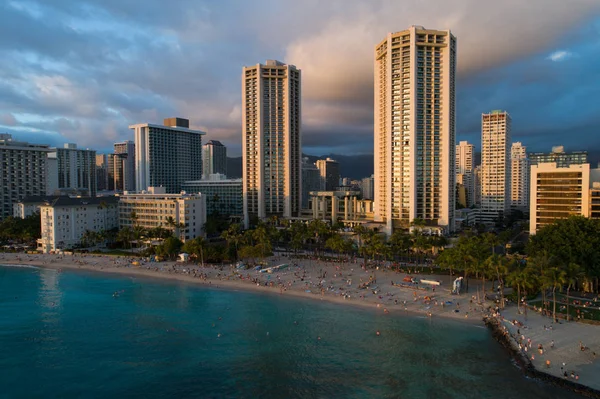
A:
[308,190,374,227]
[510,142,529,212]
[374,26,457,234]
[529,163,600,234]
[242,60,301,227]
[480,111,511,224]
[37,196,119,253]
[119,187,206,242]
[315,157,340,191]
[456,141,475,207]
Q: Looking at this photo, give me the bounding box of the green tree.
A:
[543,267,567,322]
[564,262,584,321]
[157,236,183,260]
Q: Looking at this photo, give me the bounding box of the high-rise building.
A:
[529,163,600,234]
[52,143,97,196]
[301,158,320,209]
[242,60,301,227]
[182,174,242,217]
[511,142,529,212]
[202,140,227,179]
[130,117,205,194]
[0,134,52,220]
[96,154,115,191]
[456,141,475,207]
[315,157,340,191]
[114,140,135,191]
[480,111,511,224]
[529,146,587,167]
[473,165,482,205]
[374,26,457,233]
[361,175,375,200]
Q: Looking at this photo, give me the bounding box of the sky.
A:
[1,0,600,158]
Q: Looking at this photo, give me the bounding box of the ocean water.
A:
[0,265,585,399]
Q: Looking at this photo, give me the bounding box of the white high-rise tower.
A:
[374,26,457,234]
[481,110,511,224]
[511,142,529,211]
[242,60,301,228]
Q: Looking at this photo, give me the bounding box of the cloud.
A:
[547,50,574,62]
[0,0,599,157]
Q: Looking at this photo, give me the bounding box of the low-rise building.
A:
[37,196,119,253]
[13,196,61,218]
[181,174,242,217]
[529,163,600,234]
[118,187,206,241]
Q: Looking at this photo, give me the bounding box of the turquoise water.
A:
[0,265,585,399]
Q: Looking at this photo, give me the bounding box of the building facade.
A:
[14,195,60,219]
[480,111,511,224]
[301,158,321,209]
[37,196,119,253]
[529,163,600,234]
[374,26,457,234]
[456,141,475,207]
[182,174,242,217]
[202,140,227,179]
[529,146,587,168]
[0,134,52,220]
[52,144,97,196]
[114,140,136,191]
[315,157,340,191]
[119,187,206,242]
[361,175,375,200]
[131,117,205,194]
[96,154,116,192]
[242,60,301,227]
[510,142,529,212]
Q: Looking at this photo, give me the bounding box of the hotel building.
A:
[37,196,119,253]
[456,141,475,207]
[316,157,340,191]
[529,146,587,167]
[301,158,321,209]
[119,187,206,242]
[202,140,227,179]
[182,174,243,217]
[529,163,600,234]
[51,143,97,197]
[242,60,301,227]
[0,134,53,220]
[114,140,136,191]
[480,111,511,224]
[374,26,457,233]
[510,142,529,212]
[131,117,205,194]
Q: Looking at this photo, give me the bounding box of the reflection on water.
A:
[39,268,62,320]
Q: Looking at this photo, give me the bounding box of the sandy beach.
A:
[2,251,600,393]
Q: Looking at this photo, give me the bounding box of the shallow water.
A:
[0,265,586,398]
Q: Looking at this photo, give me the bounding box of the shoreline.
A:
[2,251,600,394]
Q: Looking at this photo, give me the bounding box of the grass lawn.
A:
[528,295,600,322]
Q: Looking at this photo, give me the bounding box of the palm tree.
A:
[531,251,553,314]
[221,224,243,261]
[564,262,583,321]
[543,267,567,322]
[486,254,510,308]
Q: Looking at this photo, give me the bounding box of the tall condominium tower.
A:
[301,158,320,209]
[52,143,97,196]
[242,60,301,227]
[374,26,457,233]
[130,117,205,193]
[511,142,529,212]
[456,141,475,207]
[96,154,115,191]
[480,110,511,224]
[202,140,227,179]
[316,157,340,191]
[114,140,135,191]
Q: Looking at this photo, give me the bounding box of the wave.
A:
[0,263,42,270]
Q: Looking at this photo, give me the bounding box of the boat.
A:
[420,279,441,286]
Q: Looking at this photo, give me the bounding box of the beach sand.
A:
[2,251,599,392]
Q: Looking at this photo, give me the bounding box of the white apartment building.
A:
[0,134,53,220]
[182,174,242,217]
[480,111,511,224]
[131,117,205,194]
[37,196,119,253]
[456,141,475,207]
[511,142,530,212]
[315,157,340,191]
[52,143,97,196]
[119,187,206,242]
[242,60,301,227]
[374,26,457,234]
[14,196,60,219]
[202,140,227,179]
[529,163,600,234]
